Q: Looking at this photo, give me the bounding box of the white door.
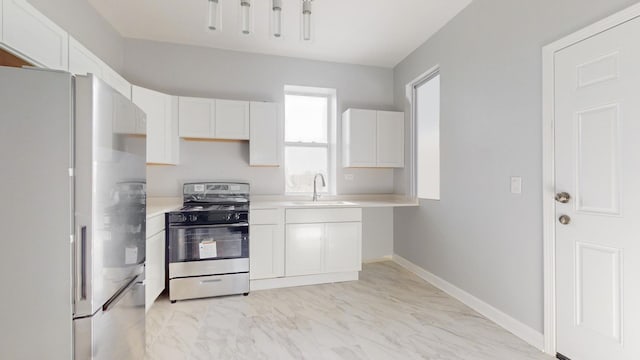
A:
[554,16,640,360]
[376,111,404,168]
[215,99,250,140]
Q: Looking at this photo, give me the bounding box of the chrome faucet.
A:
[312,173,326,202]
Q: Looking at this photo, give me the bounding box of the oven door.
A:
[168,223,248,264]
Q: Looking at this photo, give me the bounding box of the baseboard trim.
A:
[362,255,393,264]
[392,254,544,351]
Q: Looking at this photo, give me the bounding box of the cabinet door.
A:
[2,0,68,70]
[68,37,103,77]
[146,231,165,312]
[343,109,377,167]
[165,96,180,165]
[132,86,167,163]
[250,224,285,280]
[286,224,325,276]
[215,99,250,140]
[250,102,282,166]
[102,66,131,100]
[376,111,404,167]
[325,222,362,273]
[179,97,213,138]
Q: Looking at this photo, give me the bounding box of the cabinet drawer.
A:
[147,214,165,237]
[169,273,249,301]
[250,209,283,225]
[286,208,362,224]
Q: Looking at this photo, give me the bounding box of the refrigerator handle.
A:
[80,226,87,300]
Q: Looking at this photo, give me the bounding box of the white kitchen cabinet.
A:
[1,0,68,70]
[132,86,179,165]
[285,208,362,277]
[102,66,131,100]
[250,102,282,166]
[179,96,214,138]
[249,208,285,280]
[145,214,166,313]
[286,223,326,277]
[342,108,404,168]
[343,109,377,167]
[325,223,362,273]
[68,37,103,78]
[376,111,404,167]
[215,99,250,140]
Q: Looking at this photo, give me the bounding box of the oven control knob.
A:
[225,214,232,221]
[189,214,198,222]
[234,213,240,220]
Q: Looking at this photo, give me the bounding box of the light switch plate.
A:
[511,176,522,194]
[344,174,354,181]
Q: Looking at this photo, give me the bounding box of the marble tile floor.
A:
[146,261,552,360]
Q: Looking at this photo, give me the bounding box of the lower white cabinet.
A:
[146,214,166,312]
[285,208,362,277]
[249,209,284,280]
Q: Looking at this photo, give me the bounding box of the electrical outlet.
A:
[344,174,354,181]
[511,176,522,194]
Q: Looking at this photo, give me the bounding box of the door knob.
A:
[555,192,571,204]
[559,215,571,225]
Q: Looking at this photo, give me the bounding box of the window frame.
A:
[406,65,441,200]
[283,91,334,195]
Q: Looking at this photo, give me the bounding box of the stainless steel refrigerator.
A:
[0,66,147,360]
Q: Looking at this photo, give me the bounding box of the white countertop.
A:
[146,195,418,218]
[249,194,419,210]
[146,197,181,218]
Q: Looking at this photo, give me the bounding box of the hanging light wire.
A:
[302,0,313,41]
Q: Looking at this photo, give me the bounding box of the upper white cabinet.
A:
[178,96,213,138]
[102,66,131,100]
[132,85,179,165]
[376,111,404,167]
[179,97,250,140]
[68,37,102,78]
[68,37,131,100]
[1,0,68,70]
[250,102,282,167]
[216,99,249,140]
[342,109,377,167]
[342,108,404,168]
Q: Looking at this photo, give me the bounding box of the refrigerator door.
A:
[0,66,75,360]
[74,74,147,318]
[74,272,146,360]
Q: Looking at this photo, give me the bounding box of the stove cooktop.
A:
[180,203,249,212]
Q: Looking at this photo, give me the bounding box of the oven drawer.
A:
[169,273,249,301]
[169,258,249,278]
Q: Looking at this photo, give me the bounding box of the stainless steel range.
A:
[167,182,250,302]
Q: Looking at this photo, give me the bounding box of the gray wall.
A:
[123,39,397,197]
[27,0,125,71]
[393,0,639,333]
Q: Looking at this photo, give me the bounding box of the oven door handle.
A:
[169,222,249,229]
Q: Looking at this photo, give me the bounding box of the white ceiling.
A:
[88,0,472,68]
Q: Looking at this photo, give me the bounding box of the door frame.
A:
[542,2,640,355]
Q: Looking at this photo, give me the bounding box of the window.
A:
[284,92,333,194]
[414,72,440,200]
